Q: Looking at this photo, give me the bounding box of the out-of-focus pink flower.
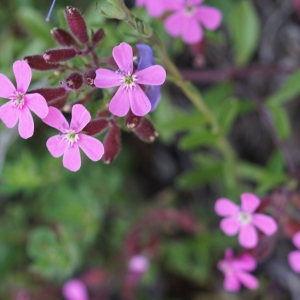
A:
[128,255,149,273]
[62,279,89,300]
[218,248,259,292]
[0,60,48,139]
[288,231,300,272]
[94,42,166,117]
[215,193,277,248]
[42,104,104,172]
[164,0,222,44]
[135,0,176,17]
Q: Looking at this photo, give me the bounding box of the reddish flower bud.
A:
[43,48,77,63]
[103,124,121,164]
[125,110,141,129]
[65,6,89,44]
[28,87,67,102]
[133,118,158,143]
[92,28,105,46]
[48,94,69,109]
[51,27,79,48]
[24,55,60,71]
[65,72,83,90]
[107,56,118,70]
[84,69,96,87]
[96,109,109,118]
[82,118,109,136]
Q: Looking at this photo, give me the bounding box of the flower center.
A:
[62,129,79,146]
[184,5,196,16]
[120,72,137,90]
[11,92,25,109]
[238,212,252,226]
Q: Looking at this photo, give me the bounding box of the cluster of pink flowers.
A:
[136,0,222,44]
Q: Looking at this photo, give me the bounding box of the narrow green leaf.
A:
[179,131,219,150]
[217,98,239,134]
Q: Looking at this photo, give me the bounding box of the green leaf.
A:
[229,0,260,66]
[217,98,239,134]
[266,68,300,105]
[203,82,233,109]
[179,131,219,150]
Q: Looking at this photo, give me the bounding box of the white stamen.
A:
[238,212,252,226]
[11,92,25,109]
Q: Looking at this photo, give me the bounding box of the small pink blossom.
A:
[128,255,149,273]
[218,248,259,292]
[42,104,104,172]
[62,279,88,300]
[135,0,176,17]
[288,231,300,272]
[0,60,48,139]
[164,0,222,44]
[215,193,278,248]
[94,42,166,117]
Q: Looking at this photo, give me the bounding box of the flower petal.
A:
[215,198,240,217]
[137,44,155,70]
[0,74,15,98]
[182,16,203,44]
[240,193,260,213]
[224,274,240,292]
[42,106,69,131]
[135,65,166,86]
[235,271,259,290]
[164,11,184,37]
[18,107,34,139]
[13,60,32,93]
[70,104,91,132]
[0,102,19,128]
[147,86,161,111]
[25,93,48,119]
[252,214,277,236]
[196,6,222,30]
[63,144,81,172]
[188,0,204,5]
[292,231,300,249]
[46,135,66,157]
[112,42,133,73]
[288,251,300,272]
[94,69,122,88]
[238,225,258,248]
[232,254,257,271]
[129,85,151,116]
[140,0,167,17]
[220,217,240,236]
[109,87,130,117]
[78,134,104,161]
[62,279,88,300]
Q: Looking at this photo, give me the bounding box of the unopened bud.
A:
[51,27,79,48]
[65,72,83,90]
[92,28,105,46]
[28,87,67,102]
[83,118,109,136]
[125,110,141,129]
[134,18,153,37]
[24,55,60,71]
[96,109,109,118]
[65,6,89,44]
[134,118,158,143]
[43,48,77,63]
[84,69,96,87]
[100,3,126,20]
[48,94,69,109]
[103,124,121,164]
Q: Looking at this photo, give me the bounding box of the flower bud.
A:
[65,72,83,90]
[134,18,153,37]
[100,3,126,20]
[24,55,60,71]
[48,94,69,109]
[43,48,77,63]
[125,110,141,129]
[65,6,89,44]
[28,87,67,102]
[83,118,109,136]
[134,118,158,143]
[103,124,121,164]
[92,28,105,46]
[51,27,79,48]
[84,69,96,87]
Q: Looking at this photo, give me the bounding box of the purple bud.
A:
[134,118,158,143]
[65,6,89,44]
[103,124,121,164]
[65,72,83,90]
[48,94,69,109]
[24,55,60,71]
[84,69,96,87]
[51,27,79,47]
[28,87,67,102]
[125,110,141,129]
[83,118,109,136]
[43,48,77,63]
[92,28,105,46]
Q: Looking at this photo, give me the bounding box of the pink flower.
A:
[164,0,222,44]
[128,255,149,273]
[218,248,259,292]
[42,104,104,172]
[288,231,300,272]
[0,60,48,139]
[62,279,88,300]
[94,42,166,117]
[215,193,278,248]
[135,0,176,17]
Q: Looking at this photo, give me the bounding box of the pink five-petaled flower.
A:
[288,231,300,273]
[218,248,259,292]
[62,279,89,300]
[164,0,222,44]
[215,193,278,248]
[0,60,48,139]
[94,42,166,117]
[42,104,104,172]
